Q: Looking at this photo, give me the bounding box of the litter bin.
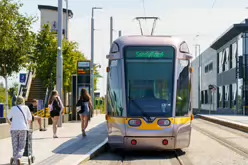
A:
[0,103,4,118]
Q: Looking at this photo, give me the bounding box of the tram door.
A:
[174,59,192,148]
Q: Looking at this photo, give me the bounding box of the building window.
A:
[205,62,213,73]
[218,86,223,108]
[222,50,226,71]
[218,52,223,73]
[225,47,230,71]
[232,42,237,68]
[224,85,229,108]
[237,79,243,114]
[201,91,204,104]
[205,65,208,73]
[204,90,208,104]
[231,84,236,109]
[238,36,243,56]
[209,62,213,71]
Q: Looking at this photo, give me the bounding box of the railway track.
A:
[83,147,193,165]
[193,121,248,159]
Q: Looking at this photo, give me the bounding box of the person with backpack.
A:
[76,88,93,137]
[48,90,64,138]
[7,96,32,165]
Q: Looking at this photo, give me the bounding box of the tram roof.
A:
[114,35,184,47]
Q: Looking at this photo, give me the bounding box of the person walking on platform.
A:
[76,88,93,137]
[28,99,47,131]
[7,96,32,165]
[48,90,64,138]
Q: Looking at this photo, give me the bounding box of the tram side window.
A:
[107,60,124,117]
[175,60,190,116]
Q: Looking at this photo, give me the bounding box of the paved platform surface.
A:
[197,114,248,132]
[0,114,107,165]
[198,115,248,125]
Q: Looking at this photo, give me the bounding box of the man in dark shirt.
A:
[29,99,47,131]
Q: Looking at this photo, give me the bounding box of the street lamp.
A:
[57,0,63,127]
[194,35,202,112]
[91,7,102,111]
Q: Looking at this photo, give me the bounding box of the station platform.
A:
[0,114,107,165]
[197,114,248,133]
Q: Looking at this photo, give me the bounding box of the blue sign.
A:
[19,73,26,83]
[37,100,44,111]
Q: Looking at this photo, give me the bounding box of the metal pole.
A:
[5,76,8,117]
[110,16,113,47]
[57,0,63,127]
[199,45,202,112]
[90,7,102,111]
[90,9,95,111]
[118,30,122,37]
[65,0,68,40]
[197,44,202,112]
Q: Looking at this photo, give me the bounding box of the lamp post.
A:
[65,0,68,40]
[57,0,63,127]
[196,44,201,112]
[91,7,102,111]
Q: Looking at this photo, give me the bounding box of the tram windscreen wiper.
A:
[128,96,151,121]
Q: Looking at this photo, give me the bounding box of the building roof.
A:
[210,19,248,50]
[38,5,73,18]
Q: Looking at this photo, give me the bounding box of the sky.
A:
[2,0,248,96]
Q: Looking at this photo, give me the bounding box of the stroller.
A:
[10,126,35,165]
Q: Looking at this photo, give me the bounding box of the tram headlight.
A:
[158,119,171,126]
[128,119,142,127]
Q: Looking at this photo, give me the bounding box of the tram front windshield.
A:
[125,46,175,117]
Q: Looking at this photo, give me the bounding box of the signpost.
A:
[19,73,26,83]
[75,61,92,120]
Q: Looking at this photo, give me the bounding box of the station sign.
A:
[77,61,90,75]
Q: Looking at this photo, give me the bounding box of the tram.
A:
[105,35,194,150]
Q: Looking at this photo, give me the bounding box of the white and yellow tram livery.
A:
[105,35,194,150]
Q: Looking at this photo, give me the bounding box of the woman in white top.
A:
[7,96,32,165]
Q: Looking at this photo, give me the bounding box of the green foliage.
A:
[0,85,12,108]
[31,24,57,90]
[32,24,101,92]
[0,0,36,78]
[8,82,18,97]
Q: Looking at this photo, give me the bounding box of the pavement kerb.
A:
[197,115,248,133]
[74,138,108,165]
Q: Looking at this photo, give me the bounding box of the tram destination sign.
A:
[135,51,165,58]
[125,46,175,59]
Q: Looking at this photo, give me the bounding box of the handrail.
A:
[25,70,33,100]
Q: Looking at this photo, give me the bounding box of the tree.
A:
[0,0,36,111]
[0,0,36,77]
[8,82,19,97]
[31,24,58,91]
[33,24,101,97]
